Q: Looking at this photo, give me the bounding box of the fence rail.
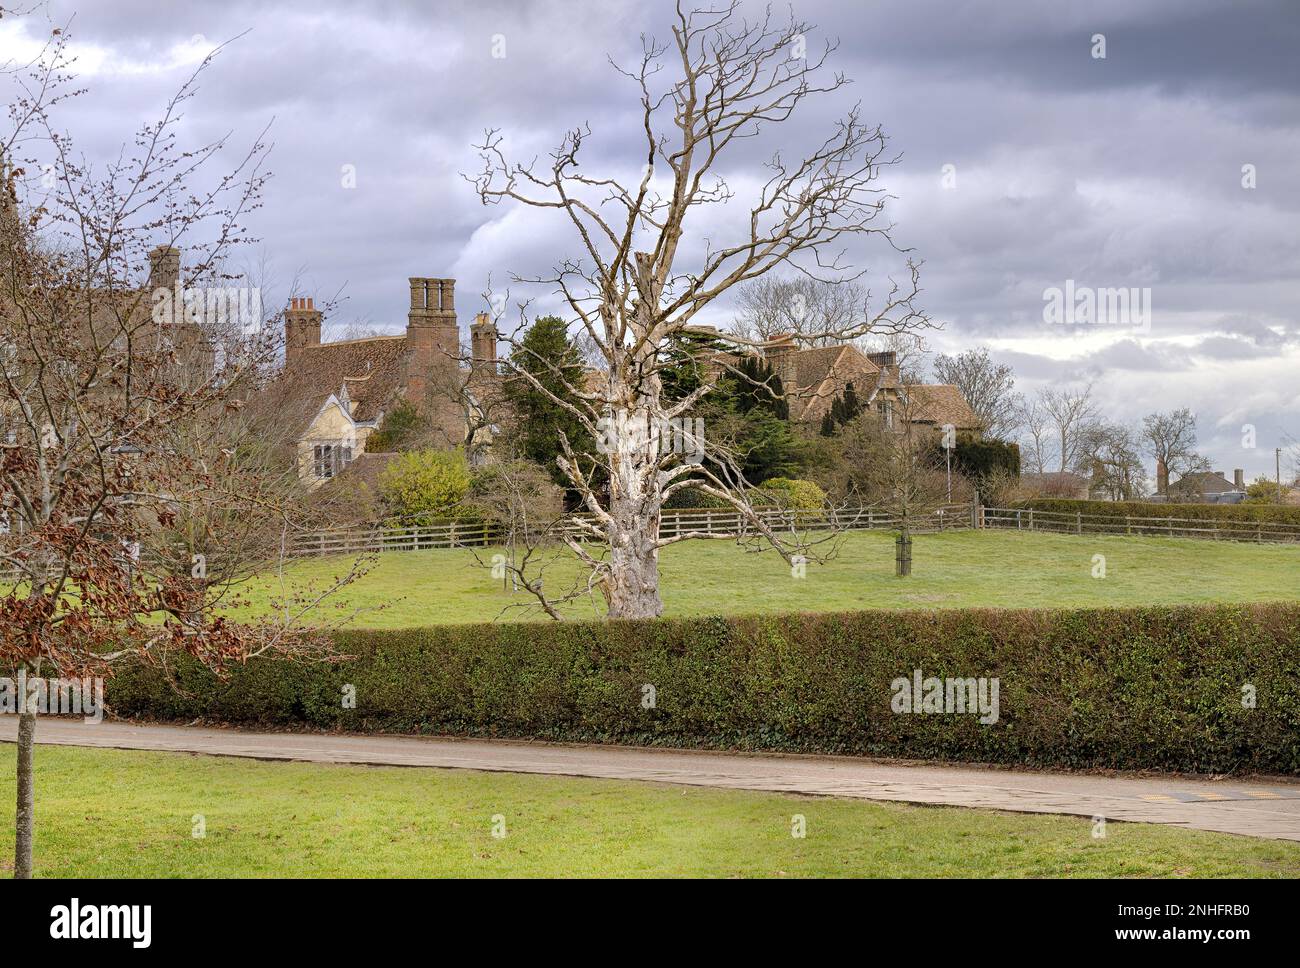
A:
[7,502,1297,575]
[980,506,1300,544]
[287,504,979,557]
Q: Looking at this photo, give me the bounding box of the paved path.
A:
[4,719,1299,841]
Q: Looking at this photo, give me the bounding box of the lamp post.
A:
[941,423,956,504]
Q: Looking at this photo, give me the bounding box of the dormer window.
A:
[313,442,354,479]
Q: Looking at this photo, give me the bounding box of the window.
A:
[313,442,354,479]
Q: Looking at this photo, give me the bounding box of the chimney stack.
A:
[1156,458,1169,496]
[1234,468,1245,490]
[763,333,797,392]
[470,312,497,371]
[406,276,459,402]
[148,245,181,292]
[284,296,322,368]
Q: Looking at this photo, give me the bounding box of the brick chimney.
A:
[147,245,181,292]
[284,296,322,368]
[470,312,497,371]
[406,277,459,401]
[1234,468,1245,490]
[763,332,797,389]
[1156,458,1169,496]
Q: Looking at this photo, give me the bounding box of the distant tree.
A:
[732,276,870,348]
[365,399,431,453]
[1245,477,1291,505]
[931,348,1021,439]
[1017,384,1101,474]
[1081,422,1146,501]
[1141,407,1210,492]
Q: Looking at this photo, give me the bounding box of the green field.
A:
[234,529,1300,628]
[3,745,1297,878]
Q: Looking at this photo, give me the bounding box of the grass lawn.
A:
[232,529,1300,628]
[2,745,1297,878]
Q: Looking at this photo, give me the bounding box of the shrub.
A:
[105,602,1300,774]
[378,448,475,525]
[752,477,827,511]
[662,486,731,510]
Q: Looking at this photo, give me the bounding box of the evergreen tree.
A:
[502,316,590,487]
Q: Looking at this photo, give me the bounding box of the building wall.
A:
[296,400,374,489]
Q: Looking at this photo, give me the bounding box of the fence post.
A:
[1076,511,1082,535]
[1028,509,1034,531]
[1126,515,1131,536]
[449,521,457,548]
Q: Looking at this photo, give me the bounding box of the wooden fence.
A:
[287,504,979,558]
[980,506,1300,544]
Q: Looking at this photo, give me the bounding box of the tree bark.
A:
[14,710,35,879]
[602,402,664,620]
[605,498,663,619]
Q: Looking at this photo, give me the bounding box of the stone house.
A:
[758,336,982,436]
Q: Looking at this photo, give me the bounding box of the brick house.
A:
[278,277,498,488]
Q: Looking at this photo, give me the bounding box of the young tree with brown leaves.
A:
[0,16,351,878]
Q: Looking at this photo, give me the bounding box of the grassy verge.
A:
[2,746,1297,877]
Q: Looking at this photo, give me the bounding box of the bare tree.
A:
[1036,384,1101,473]
[1141,407,1209,492]
[467,3,930,618]
[1080,421,1146,501]
[931,347,1021,440]
[732,276,871,347]
[1016,395,1052,475]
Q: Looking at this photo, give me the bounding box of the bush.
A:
[662,486,731,510]
[106,602,1300,774]
[752,477,827,511]
[951,435,1020,480]
[1011,497,1300,526]
[378,448,475,526]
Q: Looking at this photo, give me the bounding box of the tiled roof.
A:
[904,383,982,430]
[782,344,883,422]
[1170,471,1236,494]
[292,336,410,422]
[276,335,410,434]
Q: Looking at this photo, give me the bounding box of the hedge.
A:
[1012,497,1300,526]
[105,603,1300,774]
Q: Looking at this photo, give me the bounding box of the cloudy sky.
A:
[4,0,1298,478]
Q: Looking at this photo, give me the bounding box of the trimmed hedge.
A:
[1013,497,1300,526]
[106,603,1300,774]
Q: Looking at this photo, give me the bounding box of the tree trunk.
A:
[605,501,663,619]
[602,402,664,619]
[14,710,35,879]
